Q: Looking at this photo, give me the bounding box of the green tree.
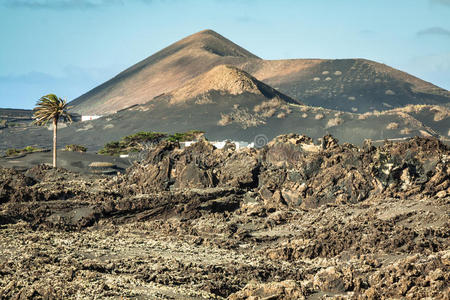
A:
[33,94,72,168]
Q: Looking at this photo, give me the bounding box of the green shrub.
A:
[24,146,38,152]
[98,130,204,156]
[121,131,167,145]
[98,141,123,156]
[5,148,20,157]
[167,130,204,142]
[65,144,87,152]
[5,146,41,157]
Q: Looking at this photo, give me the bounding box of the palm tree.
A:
[33,94,72,168]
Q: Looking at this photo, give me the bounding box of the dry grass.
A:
[218,114,232,126]
[386,122,399,130]
[315,113,324,120]
[281,105,292,114]
[433,110,448,122]
[358,113,370,120]
[400,128,412,135]
[277,112,286,119]
[218,108,265,129]
[300,106,309,112]
[253,97,282,113]
[195,94,213,104]
[385,89,396,95]
[326,117,344,128]
[261,108,276,118]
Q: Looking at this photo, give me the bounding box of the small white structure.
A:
[180,141,197,148]
[180,140,254,150]
[81,115,102,122]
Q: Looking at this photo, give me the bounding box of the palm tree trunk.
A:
[53,119,57,168]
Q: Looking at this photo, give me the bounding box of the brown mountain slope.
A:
[4,69,445,152]
[240,58,450,112]
[70,29,449,115]
[2,89,448,151]
[69,30,261,115]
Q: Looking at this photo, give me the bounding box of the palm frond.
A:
[33,94,73,126]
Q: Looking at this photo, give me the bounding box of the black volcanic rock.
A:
[0,135,448,299]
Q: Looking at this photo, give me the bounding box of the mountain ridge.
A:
[69,30,261,114]
[69,29,449,115]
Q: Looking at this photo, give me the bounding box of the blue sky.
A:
[0,0,449,109]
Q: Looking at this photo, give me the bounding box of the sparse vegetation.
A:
[386,122,399,130]
[433,110,448,122]
[253,97,282,113]
[5,146,43,157]
[261,108,276,118]
[99,130,204,156]
[358,113,369,120]
[281,105,292,114]
[326,117,344,128]
[219,108,265,128]
[167,130,205,142]
[400,128,412,135]
[250,97,292,121]
[99,131,168,156]
[277,112,286,119]
[385,89,396,95]
[122,131,168,145]
[218,114,233,126]
[195,94,212,104]
[33,94,72,168]
[65,144,87,152]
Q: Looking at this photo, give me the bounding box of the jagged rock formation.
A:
[1,135,448,299]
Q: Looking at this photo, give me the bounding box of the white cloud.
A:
[417,27,450,38]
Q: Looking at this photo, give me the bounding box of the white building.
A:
[180,140,254,150]
[81,115,102,122]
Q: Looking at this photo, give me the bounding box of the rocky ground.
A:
[0,135,449,299]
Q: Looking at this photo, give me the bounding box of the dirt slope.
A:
[69,30,261,115]
[69,30,449,115]
[241,58,449,112]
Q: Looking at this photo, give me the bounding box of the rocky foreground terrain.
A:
[0,135,449,299]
